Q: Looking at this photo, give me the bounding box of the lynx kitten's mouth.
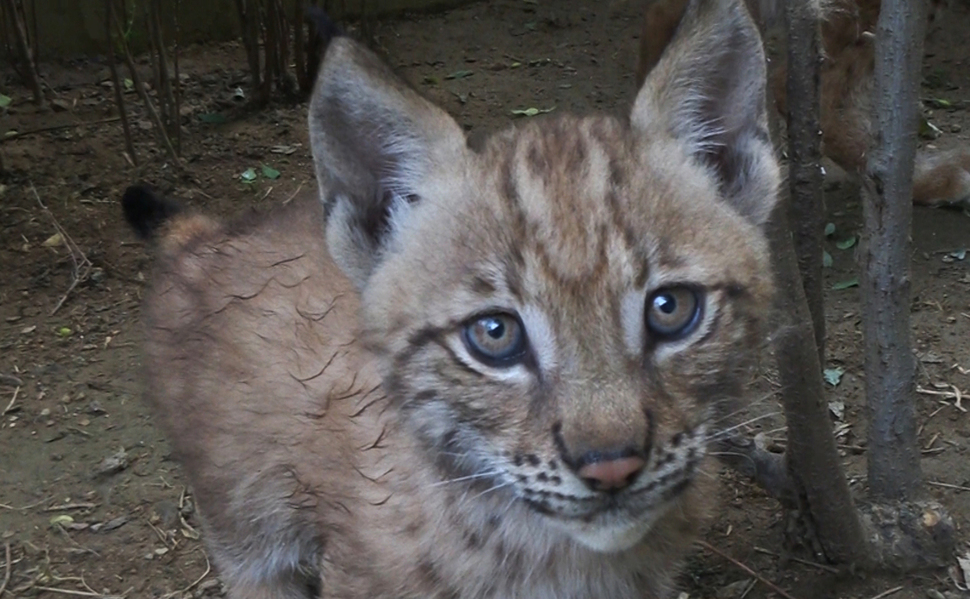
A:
[508,425,708,551]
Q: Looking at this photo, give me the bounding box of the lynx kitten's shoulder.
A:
[128,0,779,597]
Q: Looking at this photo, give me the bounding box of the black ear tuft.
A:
[121,184,182,240]
[307,6,343,51]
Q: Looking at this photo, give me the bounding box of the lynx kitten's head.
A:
[310,0,778,551]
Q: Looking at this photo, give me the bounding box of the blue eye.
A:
[462,313,527,366]
[646,287,702,340]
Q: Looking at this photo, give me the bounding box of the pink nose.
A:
[577,456,646,491]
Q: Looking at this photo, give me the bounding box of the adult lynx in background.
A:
[126,0,779,596]
[638,0,970,209]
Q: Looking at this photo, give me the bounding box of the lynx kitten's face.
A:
[353,115,773,551]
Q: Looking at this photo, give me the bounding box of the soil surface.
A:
[1,1,970,598]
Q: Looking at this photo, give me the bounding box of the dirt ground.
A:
[1,1,969,598]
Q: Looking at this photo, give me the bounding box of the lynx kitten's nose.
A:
[577,456,646,491]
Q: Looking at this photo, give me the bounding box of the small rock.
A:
[94,447,129,478]
[40,408,51,417]
[153,500,180,528]
[92,515,128,532]
[951,123,962,133]
[716,579,753,599]
[50,98,71,112]
[86,400,106,415]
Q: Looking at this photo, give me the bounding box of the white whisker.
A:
[468,480,515,502]
[707,411,782,441]
[430,470,503,488]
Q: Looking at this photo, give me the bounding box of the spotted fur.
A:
[135,0,779,597]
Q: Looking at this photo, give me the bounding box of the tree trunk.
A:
[773,0,869,565]
[769,201,869,564]
[104,0,137,166]
[234,0,264,104]
[861,0,925,502]
[1,0,43,106]
[784,0,825,366]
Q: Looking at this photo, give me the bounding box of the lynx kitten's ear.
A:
[632,0,779,227]
[309,38,467,289]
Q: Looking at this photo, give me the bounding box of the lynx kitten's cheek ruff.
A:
[126,0,779,596]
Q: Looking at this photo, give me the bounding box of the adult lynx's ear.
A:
[632,0,779,227]
[309,37,467,289]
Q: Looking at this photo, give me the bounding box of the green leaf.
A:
[261,165,281,180]
[0,94,11,108]
[823,367,844,387]
[832,278,859,290]
[926,97,952,109]
[824,222,836,237]
[56,327,73,337]
[422,75,440,85]
[822,250,833,268]
[123,78,134,91]
[511,106,556,117]
[240,168,257,182]
[50,514,75,526]
[919,116,942,140]
[445,70,474,80]
[199,112,227,124]
[835,235,857,250]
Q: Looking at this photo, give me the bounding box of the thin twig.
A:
[173,0,182,154]
[162,549,210,599]
[31,183,92,315]
[0,374,23,387]
[111,0,182,169]
[865,586,904,599]
[31,586,123,598]
[2,387,18,415]
[751,546,840,573]
[146,518,173,548]
[282,179,307,205]
[695,540,800,599]
[0,542,11,597]
[0,499,45,511]
[104,0,136,165]
[43,502,98,512]
[927,480,970,492]
[0,117,121,142]
[917,385,968,412]
[53,524,100,558]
